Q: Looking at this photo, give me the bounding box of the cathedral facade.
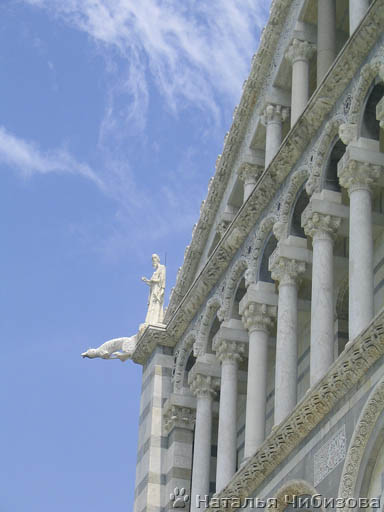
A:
[129,0,384,510]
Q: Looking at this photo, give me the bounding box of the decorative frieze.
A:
[314,425,346,486]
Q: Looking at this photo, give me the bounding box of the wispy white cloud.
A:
[0,125,103,186]
[23,0,270,136]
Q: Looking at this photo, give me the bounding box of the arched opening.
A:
[230,277,246,319]
[206,316,220,354]
[360,82,384,141]
[183,351,196,388]
[289,186,309,238]
[323,139,346,193]
[259,233,278,282]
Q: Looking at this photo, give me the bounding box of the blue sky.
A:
[0,1,270,510]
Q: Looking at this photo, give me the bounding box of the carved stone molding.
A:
[286,38,316,64]
[219,258,248,322]
[302,209,341,241]
[247,216,277,286]
[338,376,384,504]
[172,331,196,392]
[274,480,323,512]
[274,168,309,241]
[203,309,384,512]
[194,296,222,357]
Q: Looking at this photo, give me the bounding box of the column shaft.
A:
[349,0,369,34]
[349,187,374,339]
[291,58,310,126]
[310,234,335,384]
[244,327,268,458]
[191,394,213,510]
[317,0,336,85]
[216,359,238,492]
[275,281,298,424]
[265,120,283,168]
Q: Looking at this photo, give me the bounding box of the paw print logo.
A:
[170,487,189,508]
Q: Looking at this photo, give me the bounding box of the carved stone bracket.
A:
[339,123,358,145]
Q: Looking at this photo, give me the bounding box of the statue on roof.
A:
[81,254,166,361]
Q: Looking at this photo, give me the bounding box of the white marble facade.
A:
[88,0,384,510]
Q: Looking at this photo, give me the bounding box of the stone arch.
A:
[218,257,248,322]
[338,376,384,506]
[274,168,309,241]
[172,330,196,392]
[349,55,384,126]
[247,215,277,286]
[306,118,343,196]
[194,296,222,356]
[273,480,324,512]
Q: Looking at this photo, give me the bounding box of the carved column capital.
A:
[189,374,219,399]
[241,301,276,333]
[302,208,341,241]
[262,104,289,126]
[269,252,306,286]
[237,162,264,185]
[163,403,196,434]
[377,97,384,129]
[213,339,245,364]
[286,38,316,64]
[338,158,381,194]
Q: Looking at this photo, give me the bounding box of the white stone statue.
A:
[81,254,166,361]
[81,335,137,361]
[141,254,166,325]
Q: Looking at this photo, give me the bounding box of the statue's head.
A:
[152,253,160,267]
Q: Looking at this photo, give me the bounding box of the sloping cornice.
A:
[132,0,384,365]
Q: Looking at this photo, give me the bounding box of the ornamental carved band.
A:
[338,159,381,194]
[241,302,276,333]
[189,374,219,399]
[286,38,316,64]
[213,339,245,364]
[302,209,341,241]
[269,254,306,286]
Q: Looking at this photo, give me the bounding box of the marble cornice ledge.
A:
[132,323,173,365]
[204,308,384,511]
[163,0,383,344]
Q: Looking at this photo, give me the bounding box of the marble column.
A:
[270,253,305,424]
[303,209,341,385]
[214,340,244,492]
[262,104,289,167]
[241,301,275,458]
[349,0,370,34]
[286,39,316,126]
[317,0,336,85]
[237,162,264,202]
[189,374,218,511]
[338,157,381,340]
